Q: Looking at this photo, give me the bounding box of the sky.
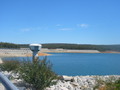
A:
[0,0,120,44]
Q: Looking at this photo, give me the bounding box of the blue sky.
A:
[0,0,120,44]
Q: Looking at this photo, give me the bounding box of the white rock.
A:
[62,75,73,81]
[60,87,69,90]
[71,82,79,87]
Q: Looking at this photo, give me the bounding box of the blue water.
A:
[40,53,120,76]
[3,53,120,76]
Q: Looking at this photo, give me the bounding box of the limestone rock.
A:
[62,75,73,81]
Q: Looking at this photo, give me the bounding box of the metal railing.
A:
[0,72,19,90]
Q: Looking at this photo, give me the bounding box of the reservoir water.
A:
[40,53,120,76]
[4,53,120,76]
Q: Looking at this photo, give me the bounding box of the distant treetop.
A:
[0,42,120,52]
[0,42,20,49]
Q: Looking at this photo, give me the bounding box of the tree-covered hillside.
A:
[0,42,120,52]
[0,42,20,48]
[42,43,120,51]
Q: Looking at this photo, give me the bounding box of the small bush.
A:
[18,58,58,90]
[94,77,120,90]
[0,60,20,72]
[102,79,120,90]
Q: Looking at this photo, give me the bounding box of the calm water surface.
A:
[4,53,120,76]
[40,53,120,76]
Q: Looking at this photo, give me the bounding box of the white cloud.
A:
[56,24,62,26]
[20,27,42,32]
[59,28,73,31]
[21,28,32,32]
[77,24,89,28]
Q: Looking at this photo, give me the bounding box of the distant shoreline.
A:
[41,49,120,54]
[0,48,120,58]
[100,51,120,53]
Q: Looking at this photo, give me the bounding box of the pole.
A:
[32,51,39,62]
[0,72,19,90]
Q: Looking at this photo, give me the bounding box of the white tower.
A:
[29,44,42,62]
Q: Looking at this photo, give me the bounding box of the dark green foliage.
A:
[0,57,58,89]
[16,43,120,51]
[1,42,120,51]
[114,80,120,89]
[0,60,20,72]
[19,44,29,48]
[0,42,20,48]
[42,43,120,51]
[94,78,120,90]
[104,79,120,90]
[18,58,58,90]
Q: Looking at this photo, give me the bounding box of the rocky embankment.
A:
[0,71,120,90]
[46,75,120,90]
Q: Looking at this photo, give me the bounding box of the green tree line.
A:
[42,43,120,51]
[0,42,20,48]
[1,42,120,51]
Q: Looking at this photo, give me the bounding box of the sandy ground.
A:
[0,48,120,58]
[0,48,50,57]
[41,48,100,53]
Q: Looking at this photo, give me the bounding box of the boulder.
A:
[62,75,74,81]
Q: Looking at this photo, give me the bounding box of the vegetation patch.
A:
[0,57,58,90]
[0,59,20,72]
[94,76,120,90]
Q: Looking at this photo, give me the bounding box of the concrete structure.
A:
[29,44,42,62]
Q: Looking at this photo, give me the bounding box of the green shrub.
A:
[0,60,20,72]
[94,77,120,90]
[18,58,58,90]
[103,79,120,90]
